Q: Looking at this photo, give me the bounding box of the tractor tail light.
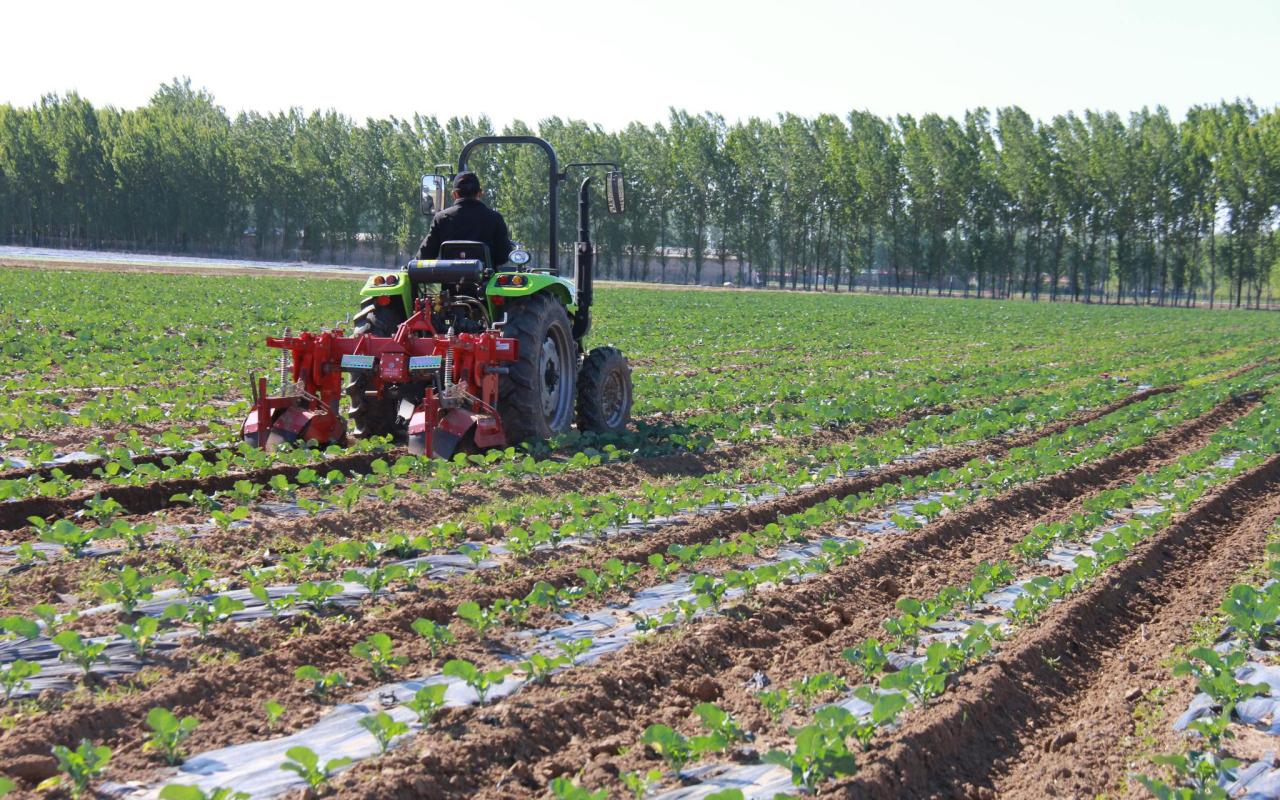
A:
[373,276,385,286]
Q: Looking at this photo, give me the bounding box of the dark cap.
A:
[454,171,481,195]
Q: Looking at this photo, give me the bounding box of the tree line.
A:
[1,79,1277,307]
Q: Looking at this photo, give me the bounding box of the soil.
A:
[0,387,1170,789]
[834,454,1280,800]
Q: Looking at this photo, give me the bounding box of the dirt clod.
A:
[687,676,722,702]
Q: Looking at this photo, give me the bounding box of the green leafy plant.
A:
[279,745,352,790]
[640,723,692,772]
[143,706,199,765]
[763,706,860,792]
[37,739,112,799]
[358,711,410,754]
[350,632,407,678]
[442,659,511,705]
[0,659,40,700]
[1173,647,1269,710]
[263,699,286,730]
[97,565,165,613]
[620,768,663,799]
[159,785,250,800]
[841,638,888,678]
[116,616,161,658]
[52,630,107,677]
[404,683,448,725]
[454,600,500,637]
[756,688,791,721]
[411,617,456,657]
[162,595,245,638]
[549,776,609,800]
[295,665,350,699]
[848,688,908,749]
[789,671,847,711]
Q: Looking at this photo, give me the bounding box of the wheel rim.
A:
[601,370,627,428]
[539,327,574,429]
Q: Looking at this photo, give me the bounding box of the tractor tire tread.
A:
[498,292,575,443]
[576,346,633,433]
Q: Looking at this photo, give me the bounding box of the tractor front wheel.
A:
[499,292,577,443]
[345,299,405,438]
[577,346,633,434]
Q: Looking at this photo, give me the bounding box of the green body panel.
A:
[485,272,576,316]
[355,270,575,321]
[358,272,412,316]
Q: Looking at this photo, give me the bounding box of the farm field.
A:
[3,266,1280,799]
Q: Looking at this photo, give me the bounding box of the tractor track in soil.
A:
[373,390,1261,800]
[0,389,1171,785]
[827,453,1280,800]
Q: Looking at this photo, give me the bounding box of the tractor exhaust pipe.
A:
[573,176,594,341]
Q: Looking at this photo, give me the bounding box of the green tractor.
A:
[343,135,633,455]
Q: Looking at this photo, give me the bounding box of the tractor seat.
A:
[439,241,491,269]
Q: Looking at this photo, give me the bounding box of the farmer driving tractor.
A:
[417,171,514,268]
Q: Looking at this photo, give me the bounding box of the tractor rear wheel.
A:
[577,346,633,434]
[499,292,577,443]
[345,299,405,438]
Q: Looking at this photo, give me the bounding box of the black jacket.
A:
[417,198,513,267]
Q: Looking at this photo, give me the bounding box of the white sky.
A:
[3,0,1277,129]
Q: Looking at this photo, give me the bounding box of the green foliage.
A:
[116,615,161,658]
[279,745,352,790]
[38,739,112,799]
[1172,647,1268,710]
[159,786,250,800]
[411,617,456,657]
[763,707,861,792]
[549,777,609,800]
[404,683,448,725]
[143,706,199,765]
[52,630,107,677]
[350,632,407,678]
[640,724,692,772]
[442,659,512,705]
[619,768,663,799]
[263,699,286,729]
[295,665,350,699]
[358,711,409,754]
[0,659,40,700]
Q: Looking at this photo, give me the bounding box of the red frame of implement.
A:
[243,301,519,455]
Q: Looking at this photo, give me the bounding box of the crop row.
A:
[611,390,1280,798]
[0,374,1257,797]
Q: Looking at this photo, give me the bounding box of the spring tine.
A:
[279,327,291,394]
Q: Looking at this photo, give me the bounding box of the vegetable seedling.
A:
[143,706,199,765]
[404,683,448,725]
[37,739,112,799]
[279,745,352,790]
[442,659,512,705]
[358,711,409,754]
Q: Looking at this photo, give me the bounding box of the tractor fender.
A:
[486,273,576,318]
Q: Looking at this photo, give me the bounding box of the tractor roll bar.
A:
[458,136,561,275]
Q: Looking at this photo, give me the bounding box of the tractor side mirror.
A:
[421,175,446,216]
[605,171,625,214]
